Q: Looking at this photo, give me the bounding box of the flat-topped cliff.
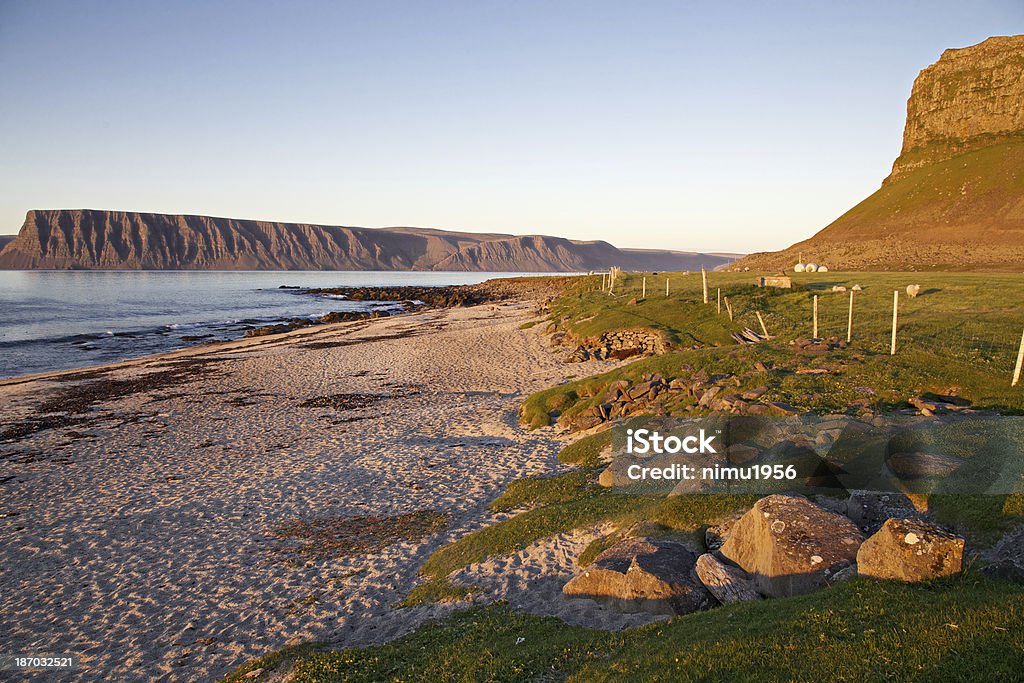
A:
[0,209,732,272]
[891,35,1024,181]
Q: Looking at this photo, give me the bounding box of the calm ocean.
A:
[0,270,536,378]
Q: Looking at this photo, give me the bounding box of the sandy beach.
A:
[0,299,624,681]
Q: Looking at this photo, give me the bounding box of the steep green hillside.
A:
[738,35,1024,272]
[740,140,1024,271]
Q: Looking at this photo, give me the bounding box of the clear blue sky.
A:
[0,1,1020,252]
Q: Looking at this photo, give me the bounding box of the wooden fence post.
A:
[642,277,646,299]
[724,296,733,321]
[1012,327,1024,387]
[756,311,769,337]
[847,289,854,343]
[890,290,899,355]
[717,288,721,315]
[665,278,670,297]
[702,266,708,304]
[812,295,818,339]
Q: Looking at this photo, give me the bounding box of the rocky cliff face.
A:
[736,35,1024,272]
[0,209,732,272]
[890,35,1024,181]
[430,234,622,272]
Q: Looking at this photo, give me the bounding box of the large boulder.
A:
[857,518,965,582]
[562,537,714,615]
[695,553,760,604]
[719,494,864,597]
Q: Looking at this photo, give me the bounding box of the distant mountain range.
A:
[0,209,735,272]
[737,35,1024,272]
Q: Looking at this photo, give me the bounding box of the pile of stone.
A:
[791,336,848,354]
[562,494,967,616]
[567,328,668,363]
[561,367,801,432]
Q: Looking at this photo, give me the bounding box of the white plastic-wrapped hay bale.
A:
[817,265,829,272]
[805,263,819,273]
[794,262,806,273]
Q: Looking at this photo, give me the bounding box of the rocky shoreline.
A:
[244,278,574,338]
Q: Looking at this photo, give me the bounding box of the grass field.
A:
[523,270,1024,429]
[227,574,1024,682]
[563,270,1024,375]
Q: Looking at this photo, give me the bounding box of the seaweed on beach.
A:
[270,510,449,560]
[36,358,226,415]
[299,393,383,410]
[0,359,226,443]
[301,330,422,350]
[50,367,116,383]
[0,414,93,444]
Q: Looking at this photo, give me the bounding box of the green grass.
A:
[557,430,612,466]
[516,270,1024,542]
[575,271,1024,374]
[489,467,604,513]
[577,531,624,567]
[928,494,1024,545]
[522,342,1016,430]
[549,274,742,346]
[419,495,640,581]
[522,271,1024,430]
[228,574,1024,682]
[400,579,480,608]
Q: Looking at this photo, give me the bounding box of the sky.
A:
[0,1,1021,253]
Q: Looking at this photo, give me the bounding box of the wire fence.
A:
[586,271,1024,385]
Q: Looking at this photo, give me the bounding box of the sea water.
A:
[0,270,536,378]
